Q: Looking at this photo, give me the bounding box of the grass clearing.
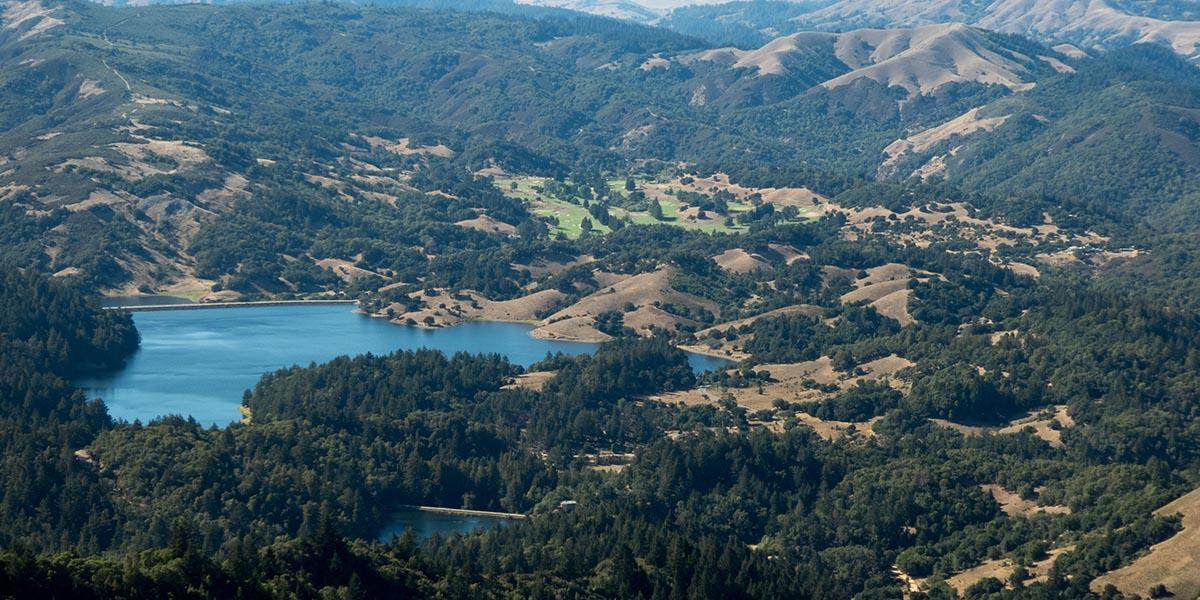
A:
[495,176,609,238]
[495,175,819,237]
[533,196,612,238]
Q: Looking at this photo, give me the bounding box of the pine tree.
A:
[649,200,664,221]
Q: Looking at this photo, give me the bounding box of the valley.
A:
[2,0,1200,598]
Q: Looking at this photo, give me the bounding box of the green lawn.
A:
[534,196,613,238]
[494,176,545,201]
[494,176,814,238]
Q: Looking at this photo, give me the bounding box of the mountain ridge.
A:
[679,23,1051,106]
[664,0,1200,60]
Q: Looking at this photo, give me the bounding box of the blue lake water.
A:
[78,304,731,426]
[377,510,513,542]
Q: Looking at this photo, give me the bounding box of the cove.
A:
[78,304,732,427]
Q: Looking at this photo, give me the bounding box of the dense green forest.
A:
[3,213,1200,597]
[0,269,137,553]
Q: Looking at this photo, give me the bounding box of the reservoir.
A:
[78,304,732,426]
[377,509,515,542]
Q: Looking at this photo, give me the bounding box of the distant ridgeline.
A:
[661,0,1200,58]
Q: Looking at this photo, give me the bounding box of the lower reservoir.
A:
[377,508,517,542]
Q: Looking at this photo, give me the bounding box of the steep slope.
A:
[978,0,1200,59]
[878,106,1012,178]
[1090,485,1200,600]
[926,45,1200,218]
[819,23,1036,95]
[657,1,833,48]
[795,0,993,31]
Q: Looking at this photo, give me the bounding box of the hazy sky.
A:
[525,0,739,12]
[637,0,730,7]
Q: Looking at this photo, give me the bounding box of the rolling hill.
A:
[664,0,1200,61]
[0,0,712,290]
[674,22,1057,112]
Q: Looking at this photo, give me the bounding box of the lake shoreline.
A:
[377,506,519,542]
[105,297,738,368]
[84,302,735,425]
[79,305,607,426]
[107,299,358,312]
[676,343,746,361]
[105,297,741,365]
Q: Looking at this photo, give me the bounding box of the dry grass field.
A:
[939,546,1072,593]
[981,484,1071,517]
[932,405,1075,448]
[1091,486,1200,599]
[650,353,912,412]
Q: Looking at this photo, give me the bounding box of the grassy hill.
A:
[664,0,1200,61]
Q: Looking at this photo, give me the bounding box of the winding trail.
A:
[101,59,131,92]
[99,16,135,93]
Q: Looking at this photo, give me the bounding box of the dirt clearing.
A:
[982,484,1071,517]
[713,248,772,273]
[650,354,912,412]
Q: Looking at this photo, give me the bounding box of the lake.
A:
[78,304,732,426]
[376,509,514,542]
